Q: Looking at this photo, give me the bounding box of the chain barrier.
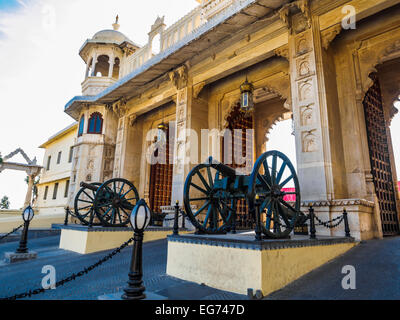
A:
[313,214,344,229]
[1,236,134,300]
[0,224,24,241]
[163,214,183,222]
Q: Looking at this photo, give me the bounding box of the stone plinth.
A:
[4,251,37,264]
[301,199,378,241]
[58,225,191,254]
[167,232,357,296]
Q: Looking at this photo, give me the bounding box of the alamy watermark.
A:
[341,265,356,290]
[41,265,56,290]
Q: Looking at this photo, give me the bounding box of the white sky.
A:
[0,0,399,209]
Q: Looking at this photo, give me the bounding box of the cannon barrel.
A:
[80,181,99,192]
[206,157,237,178]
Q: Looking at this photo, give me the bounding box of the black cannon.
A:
[183,150,301,239]
[74,178,139,227]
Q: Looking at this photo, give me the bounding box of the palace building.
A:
[60,0,400,240]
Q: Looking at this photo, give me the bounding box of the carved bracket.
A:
[278,0,311,34]
[169,65,188,90]
[321,24,342,50]
[193,81,206,98]
[274,44,289,60]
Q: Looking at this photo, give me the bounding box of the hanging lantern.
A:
[157,121,168,145]
[240,78,254,113]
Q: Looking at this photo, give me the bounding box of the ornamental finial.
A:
[113,15,120,31]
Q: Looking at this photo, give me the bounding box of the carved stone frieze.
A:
[321,24,342,50]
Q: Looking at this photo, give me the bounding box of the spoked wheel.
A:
[248,150,301,239]
[94,178,139,227]
[184,162,235,234]
[74,183,102,226]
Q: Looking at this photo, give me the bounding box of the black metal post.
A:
[254,196,262,241]
[16,221,30,254]
[181,209,185,229]
[309,206,316,240]
[64,207,69,226]
[122,232,146,300]
[343,209,351,237]
[173,201,179,236]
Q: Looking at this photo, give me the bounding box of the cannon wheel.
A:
[184,162,234,234]
[94,178,139,227]
[248,150,301,239]
[74,182,103,226]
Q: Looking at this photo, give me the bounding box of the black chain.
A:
[314,214,344,228]
[0,224,24,241]
[1,236,134,300]
[163,214,183,222]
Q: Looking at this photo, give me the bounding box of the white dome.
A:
[92,29,130,44]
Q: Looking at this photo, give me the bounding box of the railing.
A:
[121,0,237,77]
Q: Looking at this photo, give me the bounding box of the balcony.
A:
[81,77,117,96]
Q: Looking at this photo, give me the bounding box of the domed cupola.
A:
[79,16,140,96]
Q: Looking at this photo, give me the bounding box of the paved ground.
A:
[0,236,246,300]
[2,234,400,300]
[266,236,400,300]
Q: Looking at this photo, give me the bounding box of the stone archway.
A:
[0,148,42,207]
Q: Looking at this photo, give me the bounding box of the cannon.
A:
[74,178,139,227]
[183,150,301,239]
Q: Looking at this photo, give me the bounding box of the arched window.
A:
[87,112,103,134]
[78,116,85,137]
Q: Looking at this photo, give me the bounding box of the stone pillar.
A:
[108,54,115,78]
[171,88,190,204]
[24,174,35,207]
[90,54,97,77]
[287,8,342,202]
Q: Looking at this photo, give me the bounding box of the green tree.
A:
[0,153,3,164]
[0,196,10,209]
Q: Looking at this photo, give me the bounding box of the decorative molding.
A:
[301,199,375,208]
[321,24,342,50]
[167,234,355,251]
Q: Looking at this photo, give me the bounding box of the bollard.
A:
[254,195,263,241]
[343,208,351,237]
[16,206,35,254]
[173,200,179,236]
[64,207,69,226]
[181,209,185,229]
[122,199,151,300]
[309,206,316,240]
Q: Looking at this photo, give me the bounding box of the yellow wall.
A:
[167,240,357,296]
[36,125,77,215]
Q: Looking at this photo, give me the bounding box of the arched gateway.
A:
[63,1,400,241]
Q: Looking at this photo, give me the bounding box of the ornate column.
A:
[169,66,190,204]
[112,101,129,178]
[283,1,337,202]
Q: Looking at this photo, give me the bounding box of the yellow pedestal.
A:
[167,233,358,296]
[59,226,189,254]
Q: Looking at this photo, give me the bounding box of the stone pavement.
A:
[2,234,400,300]
[0,235,246,300]
[266,236,400,300]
